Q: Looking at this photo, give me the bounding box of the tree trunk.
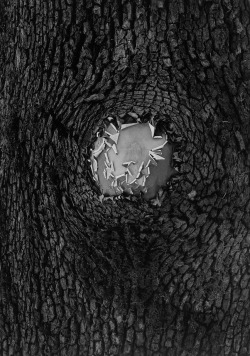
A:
[1,0,250,355]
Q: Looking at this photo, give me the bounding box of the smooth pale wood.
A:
[107,123,166,182]
[95,122,174,198]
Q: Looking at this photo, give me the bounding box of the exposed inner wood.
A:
[92,122,175,198]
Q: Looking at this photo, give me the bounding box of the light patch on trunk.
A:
[90,119,175,200]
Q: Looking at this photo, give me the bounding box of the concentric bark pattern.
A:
[0,0,250,355]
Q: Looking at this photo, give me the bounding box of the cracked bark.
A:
[0,0,250,355]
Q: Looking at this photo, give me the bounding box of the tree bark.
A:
[0,0,250,355]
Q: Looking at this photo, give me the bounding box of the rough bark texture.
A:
[0,0,250,355]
